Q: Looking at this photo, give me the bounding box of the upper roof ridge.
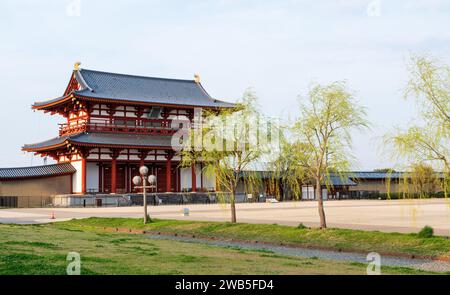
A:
[79,68,197,84]
[33,65,236,109]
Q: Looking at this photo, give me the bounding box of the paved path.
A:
[147,234,450,273]
[1,199,449,235]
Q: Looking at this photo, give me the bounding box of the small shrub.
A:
[418,226,434,238]
[297,223,307,229]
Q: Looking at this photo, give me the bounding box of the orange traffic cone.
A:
[50,212,55,220]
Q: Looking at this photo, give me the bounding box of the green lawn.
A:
[58,217,450,259]
[0,222,441,275]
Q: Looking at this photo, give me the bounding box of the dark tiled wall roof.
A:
[0,163,76,180]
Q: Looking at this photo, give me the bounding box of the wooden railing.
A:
[59,119,178,136]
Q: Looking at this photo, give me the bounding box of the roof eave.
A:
[73,93,236,109]
[22,140,69,152]
[32,94,74,110]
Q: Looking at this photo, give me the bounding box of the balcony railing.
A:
[59,119,179,136]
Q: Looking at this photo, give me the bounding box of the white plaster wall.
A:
[202,169,216,190]
[196,164,202,188]
[86,162,99,192]
[71,161,82,193]
[129,155,140,161]
[180,164,207,190]
[180,167,191,189]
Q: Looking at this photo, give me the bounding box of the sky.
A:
[0,0,449,169]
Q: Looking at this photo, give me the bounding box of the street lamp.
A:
[132,165,157,224]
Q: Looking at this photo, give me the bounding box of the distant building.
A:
[237,171,446,201]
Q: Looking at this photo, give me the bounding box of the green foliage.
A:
[60,218,450,259]
[1,222,434,275]
[409,163,439,197]
[384,55,449,190]
[373,168,396,173]
[405,55,450,129]
[179,89,274,222]
[353,191,447,200]
[294,81,369,185]
[271,81,369,227]
[268,138,309,200]
[418,226,434,238]
[297,223,307,229]
[0,223,438,275]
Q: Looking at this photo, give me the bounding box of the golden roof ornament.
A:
[194,73,200,83]
[74,61,81,71]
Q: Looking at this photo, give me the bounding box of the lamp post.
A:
[132,166,157,224]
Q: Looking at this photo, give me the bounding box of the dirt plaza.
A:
[1,199,449,236]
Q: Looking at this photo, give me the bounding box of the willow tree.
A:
[289,81,368,228]
[384,55,449,195]
[409,163,439,197]
[180,90,273,223]
[269,137,309,201]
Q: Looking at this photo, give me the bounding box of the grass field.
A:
[0,222,440,275]
[59,217,450,259]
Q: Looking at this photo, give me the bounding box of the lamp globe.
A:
[139,166,149,176]
[132,175,142,186]
[148,174,157,185]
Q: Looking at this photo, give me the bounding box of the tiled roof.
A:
[22,135,69,150]
[349,171,447,180]
[349,171,404,179]
[238,171,357,186]
[34,68,235,108]
[326,175,357,186]
[0,163,76,180]
[22,132,174,151]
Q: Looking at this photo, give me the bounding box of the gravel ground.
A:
[147,234,450,273]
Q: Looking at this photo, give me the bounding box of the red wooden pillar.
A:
[191,162,197,192]
[81,157,86,194]
[166,158,171,192]
[111,157,117,194]
[110,149,121,194]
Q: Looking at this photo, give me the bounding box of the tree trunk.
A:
[230,189,237,223]
[316,180,327,228]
